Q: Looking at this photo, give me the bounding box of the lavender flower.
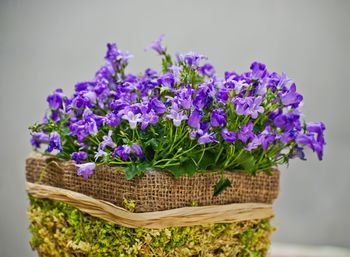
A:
[147,34,166,55]
[94,149,107,161]
[279,84,303,107]
[47,89,64,110]
[113,145,131,161]
[47,132,63,152]
[188,109,202,129]
[234,96,264,119]
[122,111,142,129]
[238,122,255,144]
[100,130,116,150]
[131,143,144,158]
[31,132,49,148]
[198,133,217,144]
[141,110,159,130]
[210,108,227,127]
[76,162,95,180]
[221,128,237,143]
[166,109,188,127]
[71,151,88,164]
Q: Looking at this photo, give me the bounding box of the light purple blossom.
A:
[234,96,264,119]
[100,130,116,150]
[94,149,107,161]
[122,111,142,129]
[198,133,217,144]
[279,84,303,107]
[238,122,255,144]
[245,135,262,151]
[166,109,188,127]
[147,34,166,55]
[31,132,49,148]
[76,162,95,180]
[141,110,159,130]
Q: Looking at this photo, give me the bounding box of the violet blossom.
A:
[77,162,95,180]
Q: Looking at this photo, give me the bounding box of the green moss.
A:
[28,195,274,257]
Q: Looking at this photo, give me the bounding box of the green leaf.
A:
[167,159,197,178]
[236,151,257,173]
[213,176,232,196]
[124,163,149,180]
[197,151,217,170]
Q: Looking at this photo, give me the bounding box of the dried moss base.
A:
[28,196,274,257]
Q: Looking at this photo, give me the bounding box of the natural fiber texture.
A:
[28,196,274,257]
[26,182,273,229]
[26,152,280,212]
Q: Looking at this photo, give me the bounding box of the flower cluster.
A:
[30,35,326,183]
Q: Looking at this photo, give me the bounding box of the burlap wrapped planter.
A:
[26,152,280,257]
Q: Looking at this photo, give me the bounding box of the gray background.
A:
[1,1,349,256]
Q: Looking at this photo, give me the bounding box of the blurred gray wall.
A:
[0,1,349,256]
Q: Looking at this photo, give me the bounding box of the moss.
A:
[28,195,274,257]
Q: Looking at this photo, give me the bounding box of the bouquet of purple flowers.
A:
[29,35,325,193]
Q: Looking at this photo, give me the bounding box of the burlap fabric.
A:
[26,152,279,213]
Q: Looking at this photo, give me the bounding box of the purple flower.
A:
[158,72,175,88]
[221,128,237,143]
[141,110,159,130]
[307,122,326,145]
[166,109,188,127]
[147,34,166,55]
[245,136,262,151]
[234,96,264,119]
[150,97,167,114]
[112,145,131,161]
[122,111,142,129]
[31,132,49,148]
[250,61,267,79]
[131,143,144,158]
[259,125,276,150]
[94,149,107,161]
[210,108,227,127]
[188,109,202,129]
[177,86,194,109]
[76,162,95,180]
[47,89,64,110]
[296,134,324,160]
[71,151,88,164]
[177,52,208,67]
[198,133,217,144]
[198,63,215,77]
[100,130,116,150]
[47,132,63,152]
[274,112,301,131]
[279,84,303,107]
[105,43,132,69]
[289,145,306,160]
[168,65,182,83]
[104,112,121,127]
[238,122,255,144]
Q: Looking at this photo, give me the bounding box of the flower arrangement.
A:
[29,35,326,194]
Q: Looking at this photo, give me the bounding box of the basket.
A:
[26,152,280,257]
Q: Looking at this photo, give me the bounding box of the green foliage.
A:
[213,176,232,197]
[28,196,274,257]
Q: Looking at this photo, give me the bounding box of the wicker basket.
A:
[26,152,280,257]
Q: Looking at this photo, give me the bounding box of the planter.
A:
[26,153,279,257]
[26,35,325,257]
